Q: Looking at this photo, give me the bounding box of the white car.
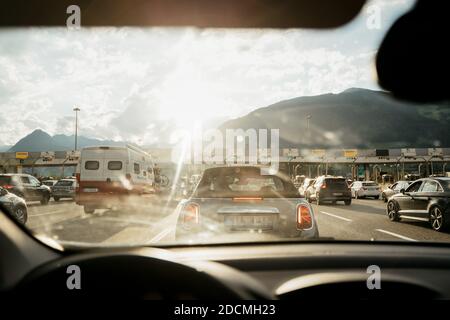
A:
[350,181,381,199]
[299,178,315,197]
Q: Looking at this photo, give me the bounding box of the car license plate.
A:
[225,215,274,230]
[83,188,98,193]
[333,192,343,196]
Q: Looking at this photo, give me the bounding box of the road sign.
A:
[283,148,299,157]
[15,152,29,160]
[344,150,357,158]
[428,148,443,156]
[41,151,55,161]
[401,148,416,157]
[358,166,365,177]
[311,149,326,157]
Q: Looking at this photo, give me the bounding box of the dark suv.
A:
[0,174,51,205]
[306,176,352,205]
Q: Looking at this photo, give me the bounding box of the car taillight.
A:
[321,183,327,189]
[3,185,14,189]
[296,204,313,230]
[183,203,199,225]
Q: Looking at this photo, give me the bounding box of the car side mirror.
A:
[400,189,406,194]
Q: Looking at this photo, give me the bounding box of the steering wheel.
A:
[14,248,273,299]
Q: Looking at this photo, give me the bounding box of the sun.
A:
[158,64,222,129]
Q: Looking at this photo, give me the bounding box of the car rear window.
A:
[439,180,450,191]
[195,167,299,198]
[362,182,378,187]
[326,179,347,187]
[55,180,75,187]
[85,161,100,170]
[108,161,123,170]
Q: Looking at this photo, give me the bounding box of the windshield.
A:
[2,0,450,247]
[54,180,75,187]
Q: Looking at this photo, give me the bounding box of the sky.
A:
[0,0,414,147]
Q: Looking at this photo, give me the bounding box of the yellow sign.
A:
[15,152,29,160]
[311,149,326,157]
[344,150,358,158]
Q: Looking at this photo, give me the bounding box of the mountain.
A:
[8,129,124,152]
[220,88,450,149]
[0,145,12,152]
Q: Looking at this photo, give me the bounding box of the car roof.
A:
[323,176,345,180]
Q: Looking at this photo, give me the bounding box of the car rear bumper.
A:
[318,192,351,201]
[359,191,380,197]
[76,192,129,207]
[52,191,75,198]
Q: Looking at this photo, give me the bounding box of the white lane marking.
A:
[375,229,417,242]
[319,211,352,222]
[148,227,174,243]
[28,209,74,217]
[100,216,155,226]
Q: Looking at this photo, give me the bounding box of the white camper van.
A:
[76,145,156,213]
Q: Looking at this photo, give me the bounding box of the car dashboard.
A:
[9,239,450,299]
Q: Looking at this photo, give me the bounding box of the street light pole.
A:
[73,107,80,150]
[306,115,311,143]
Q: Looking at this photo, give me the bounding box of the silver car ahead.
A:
[52,178,77,201]
[0,186,28,224]
[175,166,319,243]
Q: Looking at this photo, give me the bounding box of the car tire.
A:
[13,205,28,224]
[387,201,400,222]
[429,206,449,232]
[83,205,95,214]
[40,193,50,205]
[344,199,351,206]
[53,196,60,202]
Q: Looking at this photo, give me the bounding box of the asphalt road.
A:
[25,197,450,245]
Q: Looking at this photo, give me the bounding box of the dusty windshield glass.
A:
[1,0,450,247]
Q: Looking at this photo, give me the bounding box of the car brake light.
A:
[3,185,14,189]
[233,197,263,202]
[321,183,327,189]
[297,204,313,230]
[183,203,199,225]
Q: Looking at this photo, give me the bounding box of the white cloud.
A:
[0,0,414,146]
